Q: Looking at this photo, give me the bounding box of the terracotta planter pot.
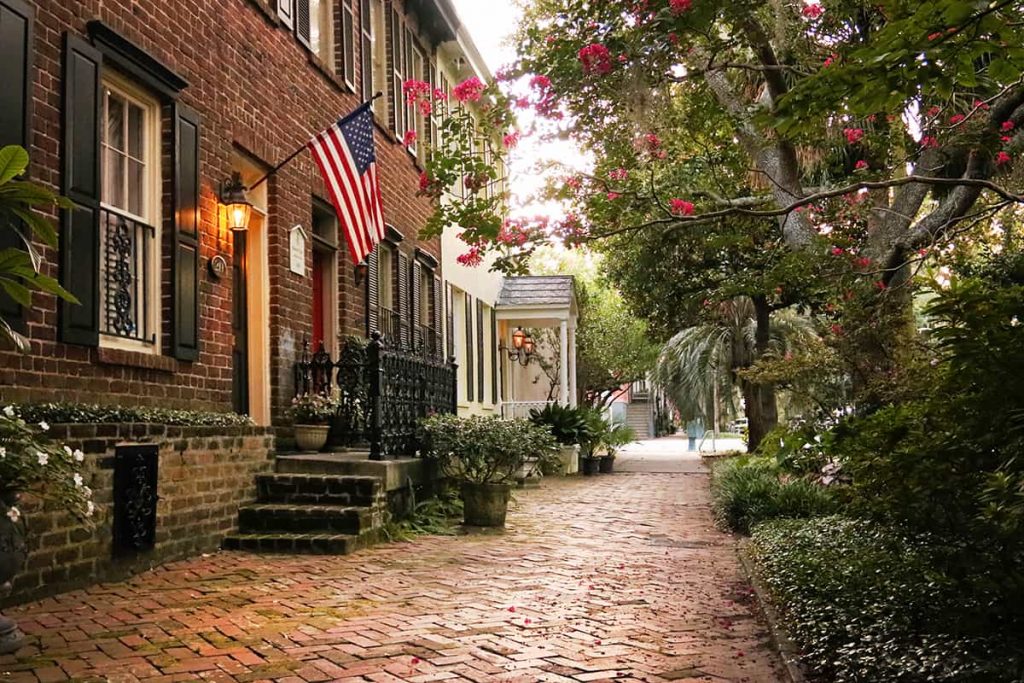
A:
[461,482,512,527]
[581,456,600,476]
[0,491,27,655]
[294,424,330,452]
[598,455,615,474]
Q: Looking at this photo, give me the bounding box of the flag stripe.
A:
[307,104,385,265]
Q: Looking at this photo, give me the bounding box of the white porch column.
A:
[559,320,569,405]
[568,323,577,407]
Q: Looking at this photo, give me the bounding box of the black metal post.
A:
[448,355,458,415]
[368,331,384,461]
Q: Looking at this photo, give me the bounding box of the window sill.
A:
[97,346,177,373]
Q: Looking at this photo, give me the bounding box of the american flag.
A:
[308,103,386,264]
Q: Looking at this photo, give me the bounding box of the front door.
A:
[232,230,249,415]
[312,250,325,351]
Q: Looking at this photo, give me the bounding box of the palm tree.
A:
[653,297,816,451]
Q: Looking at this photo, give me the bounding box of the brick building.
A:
[0,0,479,425]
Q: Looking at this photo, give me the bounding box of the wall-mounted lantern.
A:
[504,326,535,366]
[220,172,253,232]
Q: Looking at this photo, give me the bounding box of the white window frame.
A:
[278,0,295,28]
[98,73,162,353]
[310,0,334,68]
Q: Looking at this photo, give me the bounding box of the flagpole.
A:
[246,91,384,192]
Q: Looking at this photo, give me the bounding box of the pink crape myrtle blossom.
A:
[843,128,864,144]
[578,43,613,76]
[453,77,486,103]
[609,167,629,181]
[503,132,520,149]
[403,130,417,147]
[854,160,869,170]
[670,0,692,14]
[456,247,484,268]
[801,3,823,19]
[996,151,1012,166]
[669,198,694,216]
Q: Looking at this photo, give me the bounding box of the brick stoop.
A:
[223,467,387,555]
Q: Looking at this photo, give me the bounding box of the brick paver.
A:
[0,470,782,682]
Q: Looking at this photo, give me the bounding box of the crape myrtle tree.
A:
[415,0,1024,427]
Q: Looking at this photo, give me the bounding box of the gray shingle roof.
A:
[496,276,575,308]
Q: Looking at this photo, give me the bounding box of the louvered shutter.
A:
[464,294,474,402]
[172,105,201,361]
[397,251,409,348]
[0,0,33,331]
[387,3,405,135]
[491,308,498,404]
[366,248,379,336]
[359,0,373,102]
[59,35,102,347]
[278,0,295,27]
[341,0,355,87]
[476,300,484,401]
[295,0,311,48]
[411,260,422,351]
[445,282,453,358]
[433,275,442,356]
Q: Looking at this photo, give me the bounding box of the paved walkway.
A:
[0,447,782,682]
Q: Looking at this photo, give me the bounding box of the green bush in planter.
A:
[710,456,837,534]
[528,403,591,447]
[419,414,559,484]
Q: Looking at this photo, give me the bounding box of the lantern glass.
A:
[512,327,526,350]
[221,172,253,232]
[228,202,252,231]
[522,335,535,355]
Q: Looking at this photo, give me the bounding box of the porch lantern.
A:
[512,327,527,350]
[505,327,534,366]
[522,333,535,356]
[220,172,253,232]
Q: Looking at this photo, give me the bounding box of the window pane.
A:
[104,148,126,209]
[128,158,145,217]
[127,103,144,159]
[106,92,125,152]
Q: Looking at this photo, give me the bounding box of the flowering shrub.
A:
[420,414,559,485]
[288,393,340,425]
[0,406,95,525]
[12,402,253,427]
[578,43,613,76]
[452,77,486,103]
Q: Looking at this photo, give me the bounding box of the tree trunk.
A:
[745,296,779,451]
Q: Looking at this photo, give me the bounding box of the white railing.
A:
[501,400,554,419]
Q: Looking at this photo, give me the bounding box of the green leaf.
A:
[0,146,29,185]
[10,207,58,248]
[0,277,32,307]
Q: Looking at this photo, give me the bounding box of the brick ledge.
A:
[97,346,177,373]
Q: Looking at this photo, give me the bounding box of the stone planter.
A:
[515,457,542,487]
[294,424,330,452]
[0,492,28,655]
[556,444,579,475]
[581,456,600,476]
[461,482,513,527]
[598,455,615,474]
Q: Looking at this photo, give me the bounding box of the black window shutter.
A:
[476,300,484,402]
[59,34,102,347]
[295,0,311,48]
[433,275,442,356]
[491,307,498,404]
[172,104,201,361]
[341,0,355,87]
[464,294,474,402]
[359,0,373,102]
[0,0,33,331]
[366,248,379,336]
[445,282,453,358]
[411,260,421,349]
[397,251,409,347]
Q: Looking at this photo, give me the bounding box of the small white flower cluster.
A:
[5,506,20,523]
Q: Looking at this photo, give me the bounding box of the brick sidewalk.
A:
[0,473,782,682]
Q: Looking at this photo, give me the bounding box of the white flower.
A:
[73,473,83,487]
[36,450,49,466]
[1012,316,1020,328]
[83,486,92,497]
[64,446,73,457]
[73,449,84,462]
[2,405,14,418]
[85,501,95,517]
[39,421,49,431]
[0,446,5,459]
[5,506,20,523]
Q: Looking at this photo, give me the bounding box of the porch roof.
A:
[496,275,575,308]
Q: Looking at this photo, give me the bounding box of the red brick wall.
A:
[0,0,442,421]
[2,423,274,607]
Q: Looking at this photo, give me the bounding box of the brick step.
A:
[237,503,372,535]
[222,532,360,555]
[256,473,380,506]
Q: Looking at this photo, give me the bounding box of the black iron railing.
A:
[377,307,405,347]
[294,334,457,459]
[101,207,155,344]
[414,324,442,358]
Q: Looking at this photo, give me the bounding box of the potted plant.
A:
[289,392,340,452]
[578,409,610,476]
[528,403,590,475]
[420,414,557,527]
[600,424,636,474]
[0,406,95,654]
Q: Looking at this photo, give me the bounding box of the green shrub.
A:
[420,414,558,484]
[710,457,836,534]
[528,403,591,446]
[12,402,253,427]
[750,516,1024,682]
